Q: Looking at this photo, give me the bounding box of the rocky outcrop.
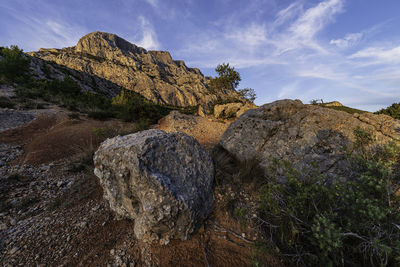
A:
[323,101,343,107]
[93,129,214,244]
[28,56,121,98]
[220,99,400,182]
[213,102,256,119]
[29,31,240,107]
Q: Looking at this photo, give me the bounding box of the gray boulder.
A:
[220,99,400,181]
[93,129,214,244]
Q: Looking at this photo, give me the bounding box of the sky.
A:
[1,0,400,111]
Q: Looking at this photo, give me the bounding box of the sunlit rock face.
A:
[30,31,240,108]
[94,129,214,244]
[220,99,400,182]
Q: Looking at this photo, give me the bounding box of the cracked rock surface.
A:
[94,129,214,244]
[220,99,400,181]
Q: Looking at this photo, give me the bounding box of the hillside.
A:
[29,31,240,108]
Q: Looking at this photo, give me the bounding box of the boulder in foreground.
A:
[94,129,214,244]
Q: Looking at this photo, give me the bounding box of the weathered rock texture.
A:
[93,129,214,244]
[220,99,400,181]
[29,31,240,107]
[213,102,256,119]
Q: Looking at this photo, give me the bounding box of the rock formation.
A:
[29,31,240,107]
[213,102,256,119]
[93,129,214,244]
[323,101,343,107]
[220,99,400,181]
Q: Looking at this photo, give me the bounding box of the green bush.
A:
[256,128,400,266]
[0,45,30,80]
[375,102,400,119]
[0,96,15,108]
[111,89,170,124]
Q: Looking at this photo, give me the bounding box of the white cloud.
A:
[330,32,363,48]
[290,0,343,40]
[134,16,160,50]
[145,0,158,8]
[349,46,400,64]
[225,24,268,49]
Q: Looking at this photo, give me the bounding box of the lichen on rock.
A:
[220,99,400,182]
[93,129,214,244]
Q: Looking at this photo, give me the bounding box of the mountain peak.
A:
[75,31,145,55]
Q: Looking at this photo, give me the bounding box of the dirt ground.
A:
[0,110,283,266]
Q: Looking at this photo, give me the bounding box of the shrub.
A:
[375,102,400,119]
[112,89,170,124]
[255,128,400,266]
[0,96,15,108]
[237,88,256,102]
[0,45,30,80]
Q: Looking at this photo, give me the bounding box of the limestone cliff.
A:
[29,31,238,107]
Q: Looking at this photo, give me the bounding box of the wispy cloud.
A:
[0,2,86,51]
[330,32,363,48]
[145,0,158,8]
[180,0,345,67]
[349,45,400,64]
[133,16,160,50]
[289,0,343,40]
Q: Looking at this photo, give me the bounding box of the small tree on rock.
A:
[209,63,241,93]
[237,88,256,102]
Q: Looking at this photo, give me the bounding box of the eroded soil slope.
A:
[0,109,282,266]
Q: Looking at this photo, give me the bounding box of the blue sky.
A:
[1,0,400,111]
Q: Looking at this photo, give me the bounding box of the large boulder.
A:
[220,99,400,181]
[94,129,214,244]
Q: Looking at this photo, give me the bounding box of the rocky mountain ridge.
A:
[29,31,240,107]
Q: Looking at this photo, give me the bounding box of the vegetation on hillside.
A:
[0,45,196,127]
[0,45,30,80]
[251,128,399,266]
[209,63,256,102]
[310,99,367,114]
[375,102,400,119]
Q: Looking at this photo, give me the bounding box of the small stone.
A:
[9,247,19,255]
[0,223,7,230]
[76,221,88,228]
